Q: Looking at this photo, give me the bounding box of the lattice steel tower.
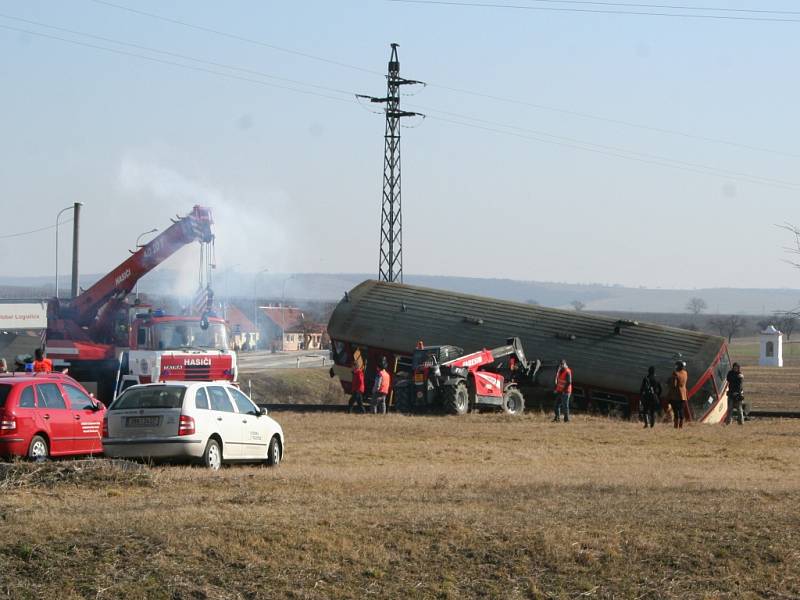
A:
[358,43,424,283]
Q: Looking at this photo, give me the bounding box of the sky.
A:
[1,0,799,291]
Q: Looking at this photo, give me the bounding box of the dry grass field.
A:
[243,368,344,406]
[1,413,799,599]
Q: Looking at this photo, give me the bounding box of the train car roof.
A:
[327,280,727,394]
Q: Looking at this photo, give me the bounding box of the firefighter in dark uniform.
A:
[639,366,662,428]
[725,362,745,425]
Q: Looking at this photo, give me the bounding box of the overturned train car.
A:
[327,280,733,423]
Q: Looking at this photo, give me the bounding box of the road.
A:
[236,350,330,373]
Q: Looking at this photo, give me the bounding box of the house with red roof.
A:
[257,305,326,351]
[225,304,259,351]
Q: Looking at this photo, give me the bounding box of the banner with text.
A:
[0,303,48,329]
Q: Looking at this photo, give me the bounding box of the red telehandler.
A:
[393,337,541,415]
[46,206,237,403]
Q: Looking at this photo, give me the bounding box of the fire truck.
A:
[393,337,541,415]
[45,206,237,403]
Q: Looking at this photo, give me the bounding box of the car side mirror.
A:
[260,407,268,416]
[91,403,102,412]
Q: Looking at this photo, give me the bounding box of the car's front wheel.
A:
[266,435,281,467]
[28,435,49,461]
[202,438,222,470]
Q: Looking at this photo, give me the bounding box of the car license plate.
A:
[126,416,160,427]
[414,373,424,384]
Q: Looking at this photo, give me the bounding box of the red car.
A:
[0,372,106,459]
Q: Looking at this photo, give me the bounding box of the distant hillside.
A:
[1,272,798,315]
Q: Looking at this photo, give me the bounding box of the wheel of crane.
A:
[502,387,525,416]
[444,381,469,415]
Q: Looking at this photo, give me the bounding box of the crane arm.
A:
[66,205,214,332]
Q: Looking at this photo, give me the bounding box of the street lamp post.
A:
[54,203,81,299]
[281,275,295,351]
[134,228,158,301]
[253,268,269,349]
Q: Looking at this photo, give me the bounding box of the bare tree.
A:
[709,315,747,342]
[779,222,800,268]
[570,300,586,312]
[775,224,800,339]
[775,313,798,341]
[686,297,708,316]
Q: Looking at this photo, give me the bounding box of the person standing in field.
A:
[725,362,745,425]
[553,359,573,422]
[639,366,662,429]
[668,361,688,428]
[371,357,390,415]
[349,356,366,414]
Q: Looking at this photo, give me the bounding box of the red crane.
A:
[46,206,226,401]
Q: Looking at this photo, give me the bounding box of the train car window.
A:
[713,352,731,395]
[688,377,717,420]
[332,341,349,365]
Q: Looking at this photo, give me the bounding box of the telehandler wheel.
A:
[502,387,525,416]
[444,381,469,415]
[394,385,413,414]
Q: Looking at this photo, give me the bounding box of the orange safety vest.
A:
[555,367,572,394]
[33,358,53,373]
[378,369,391,395]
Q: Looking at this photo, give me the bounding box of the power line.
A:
[425,113,800,190]
[84,0,798,158]
[425,84,800,159]
[386,0,800,22]
[412,104,800,189]
[0,219,73,240]
[0,13,356,98]
[88,0,384,76]
[5,18,796,190]
[0,24,354,104]
[505,0,800,16]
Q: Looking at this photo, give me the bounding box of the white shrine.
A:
[759,325,783,367]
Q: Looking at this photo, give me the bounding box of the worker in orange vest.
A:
[553,359,573,422]
[33,348,53,373]
[371,356,391,415]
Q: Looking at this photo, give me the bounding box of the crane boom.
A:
[62,205,214,336]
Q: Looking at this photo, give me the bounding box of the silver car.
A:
[103,382,283,470]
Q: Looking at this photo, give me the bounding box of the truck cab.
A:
[115,310,237,397]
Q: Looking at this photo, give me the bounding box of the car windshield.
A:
[111,386,187,410]
[0,384,10,408]
[153,321,229,351]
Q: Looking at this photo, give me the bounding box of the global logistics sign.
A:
[0,302,48,329]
